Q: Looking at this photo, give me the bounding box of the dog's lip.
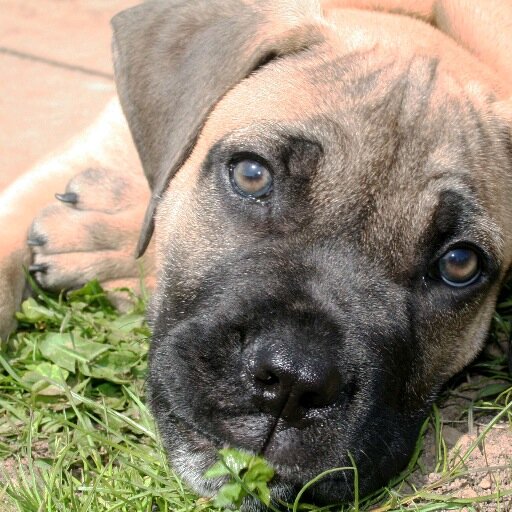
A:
[164,409,336,479]
[163,408,363,504]
[167,408,275,457]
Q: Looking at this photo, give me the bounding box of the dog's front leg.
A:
[0,98,148,339]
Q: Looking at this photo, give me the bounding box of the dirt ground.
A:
[409,372,512,511]
[421,426,512,510]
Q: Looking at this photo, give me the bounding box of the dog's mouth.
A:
[158,403,424,507]
[160,403,362,505]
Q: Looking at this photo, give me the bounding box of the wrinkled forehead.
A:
[199,46,491,145]
[193,48,508,273]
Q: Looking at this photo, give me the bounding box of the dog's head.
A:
[112,0,512,505]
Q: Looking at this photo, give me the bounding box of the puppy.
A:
[1,0,511,507]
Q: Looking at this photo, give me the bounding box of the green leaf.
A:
[205,449,275,509]
[22,362,69,395]
[67,279,114,310]
[214,482,243,508]
[16,297,57,324]
[79,350,139,384]
[476,382,510,399]
[252,481,271,506]
[110,313,146,333]
[24,362,69,382]
[243,458,274,506]
[244,458,275,483]
[108,313,149,344]
[96,382,120,397]
[218,448,252,474]
[39,332,110,373]
[203,460,231,479]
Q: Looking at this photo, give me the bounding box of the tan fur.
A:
[0,0,511,347]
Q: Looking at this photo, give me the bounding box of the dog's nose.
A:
[249,344,343,425]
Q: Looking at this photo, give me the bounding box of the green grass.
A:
[0,279,510,511]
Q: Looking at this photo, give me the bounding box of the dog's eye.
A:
[438,247,481,287]
[230,159,273,198]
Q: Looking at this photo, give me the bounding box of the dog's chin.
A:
[158,428,384,510]
[153,405,417,509]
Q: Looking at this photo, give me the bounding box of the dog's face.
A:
[112,0,512,506]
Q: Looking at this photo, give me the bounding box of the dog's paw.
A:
[28,167,154,292]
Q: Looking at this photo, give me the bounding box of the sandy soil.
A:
[409,371,512,511]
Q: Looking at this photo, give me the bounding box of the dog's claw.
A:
[29,263,48,274]
[27,236,46,247]
[55,192,78,204]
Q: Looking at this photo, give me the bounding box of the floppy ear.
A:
[111,0,325,256]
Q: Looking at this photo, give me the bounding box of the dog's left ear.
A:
[111,0,325,256]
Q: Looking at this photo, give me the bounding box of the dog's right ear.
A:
[111,0,325,256]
